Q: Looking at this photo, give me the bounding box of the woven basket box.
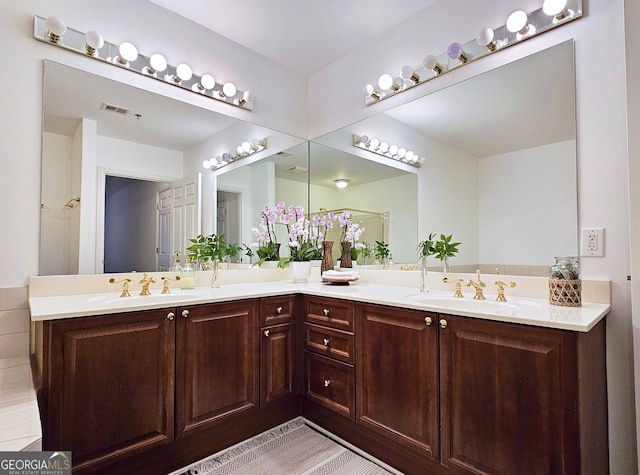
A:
[548,279,581,307]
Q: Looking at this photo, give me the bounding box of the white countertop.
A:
[29,280,610,332]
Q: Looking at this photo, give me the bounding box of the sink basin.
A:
[89,292,200,308]
[413,294,544,316]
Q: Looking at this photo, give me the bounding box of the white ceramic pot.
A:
[291,261,312,283]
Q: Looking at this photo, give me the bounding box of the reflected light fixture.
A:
[218,82,237,98]
[192,73,215,93]
[423,55,443,76]
[400,65,420,85]
[234,90,254,106]
[352,134,423,168]
[378,73,401,92]
[203,138,268,171]
[165,63,193,84]
[84,31,103,56]
[334,179,350,189]
[543,0,573,22]
[447,42,469,64]
[476,27,500,52]
[45,16,66,44]
[365,84,382,101]
[506,10,536,40]
[114,41,138,67]
[143,53,168,77]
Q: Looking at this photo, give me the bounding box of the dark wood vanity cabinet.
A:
[40,308,176,474]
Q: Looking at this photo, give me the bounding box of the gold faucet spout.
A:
[465,270,486,300]
[139,273,156,296]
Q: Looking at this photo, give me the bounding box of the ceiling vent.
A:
[287,166,308,174]
[100,102,131,115]
[277,151,293,157]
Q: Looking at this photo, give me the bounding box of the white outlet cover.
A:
[580,227,605,257]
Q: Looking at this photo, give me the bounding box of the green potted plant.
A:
[222,242,243,268]
[186,233,227,287]
[419,233,461,273]
[374,240,390,269]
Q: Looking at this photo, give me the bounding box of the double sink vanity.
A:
[28,269,610,475]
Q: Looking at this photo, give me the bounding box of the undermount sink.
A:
[413,294,544,316]
[89,292,200,308]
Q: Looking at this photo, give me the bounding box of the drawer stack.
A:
[303,296,355,419]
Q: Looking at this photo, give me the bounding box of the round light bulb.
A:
[405,151,415,162]
[378,73,394,90]
[242,141,252,153]
[242,90,253,103]
[400,65,414,80]
[389,144,399,156]
[419,156,426,165]
[236,145,244,155]
[424,55,438,70]
[369,138,380,150]
[335,179,349,189]
[222,82,237,97]
[476,27,494,47]
[85,31,104,50]
[447,42,463,60]
[365,84,375,96]
[200,74,216,90]
[397,148,407,159]
[359,135,369,146]
[46,16,67,36]
[543,0,568,16]
[506,10,528,33]
[202,159,212,169]
[222,153,230,162]
[148,54,167,73]
[176,63,193,81]
[118,42,138,62]
[379,142,389,153]
[412,155,420,164]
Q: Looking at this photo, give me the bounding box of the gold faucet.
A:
[161,276,181,294]
[139,273,156,296]
[495,281,516,302]
[109,278,131,297]
[466,270,486,300]
[442,277,464,298]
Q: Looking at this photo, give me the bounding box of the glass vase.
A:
[210,259,220,288]
[321,241,334,274]
[442,256,450,273]
[420,256,429,292]
[340,242,352,268]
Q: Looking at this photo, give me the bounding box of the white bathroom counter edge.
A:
[29,281,609,332]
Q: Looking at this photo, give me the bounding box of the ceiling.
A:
[148,0,440,76]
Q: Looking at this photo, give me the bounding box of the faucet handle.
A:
[442,277,464,298]
[160,276,181,294]
[495,280,516,302]
[108,278,131,297]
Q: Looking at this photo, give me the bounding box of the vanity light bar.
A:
[202,137,268,171]
[33,15,254,111]
[364,0,582,106]
[352,134,424,168]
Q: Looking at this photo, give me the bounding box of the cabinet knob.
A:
[323,338,330,346]
[323,308,330,316]
[264,330,270,337]
[166,312,175,321]
[323,379,331,388]
[276,306,283,314]
[425,316,433,326]
[182,309,189,318]
[439,319,448,329]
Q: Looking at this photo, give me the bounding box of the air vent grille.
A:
[100,103,131,115]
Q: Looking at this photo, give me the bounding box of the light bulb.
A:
[378,73,399,92]
[236,145,244,155]
[235,90,254,106]
[222,153,230,162]
[222,82,237,98]
[251,138,261,150]
[447,42,469,64]
[334,179,349,189]
[419,156,426,165]
[379,142,389,153]
[202,159,212,169]
[397,148,407,159]
[364,83,381,101]
[405,151,415,162]
[477,27,500,52]
[400,65,420,85]
[46,16,66,43]
[543,0,572,21]
[358,135,369,146]
[389,144,399,156]
[506,10,536,39]
[193,73,215,92]
[242,141,252,153]
[369,138,380,150]
[119,42,138,63]
[84,31,103,56]
[176,63,193,81]
[423,55,443,75]
[143,53,167,76]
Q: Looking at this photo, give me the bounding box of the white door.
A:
[157,187,172,271]
[171,174,202,261]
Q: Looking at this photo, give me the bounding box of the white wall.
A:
[310,0,635,472]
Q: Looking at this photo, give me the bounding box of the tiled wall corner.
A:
[0,286,29,358]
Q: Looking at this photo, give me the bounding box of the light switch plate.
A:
[580,227,605,257]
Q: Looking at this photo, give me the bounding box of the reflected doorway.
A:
[217,190,242,252]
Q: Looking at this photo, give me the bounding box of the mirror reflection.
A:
[312,40,577,275]
[40,60,304,275]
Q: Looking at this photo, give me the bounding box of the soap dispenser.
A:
[169,252,183,272]
[181,257,195,289]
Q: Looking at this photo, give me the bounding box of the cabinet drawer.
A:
[304,323,354,364]
[306,296,354,331]
[305,352,354,419]
[261,296,295,326]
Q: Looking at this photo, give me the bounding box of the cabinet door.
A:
[260,322,296,407]
[356,303,439,460]
[176,300,259,437]
[45,309,175,473]
[439,315,578,475]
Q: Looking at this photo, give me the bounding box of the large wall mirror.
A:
[40,60,305,275]
[311,40,577,275]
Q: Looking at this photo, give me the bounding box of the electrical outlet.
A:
[580,227,605,257]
